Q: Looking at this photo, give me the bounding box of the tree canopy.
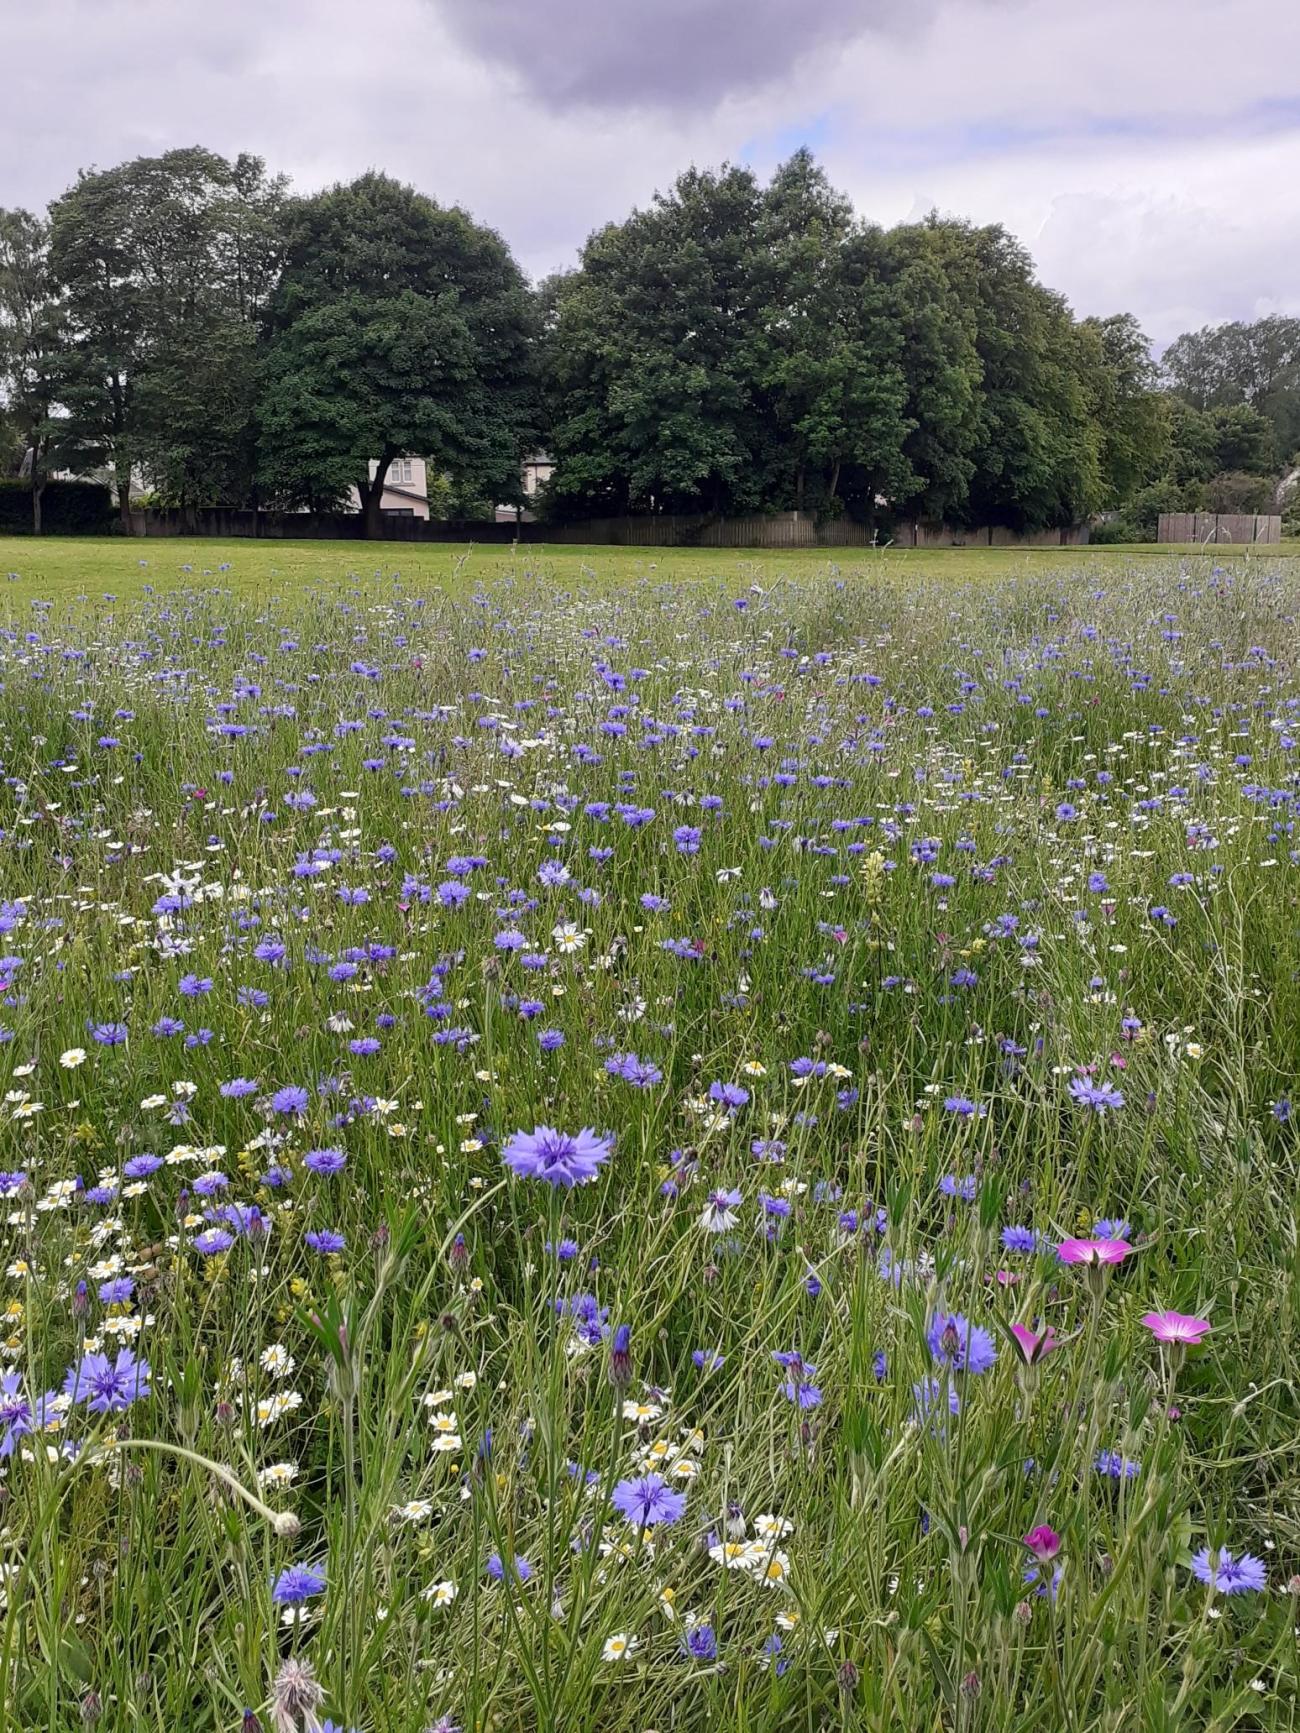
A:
[258,174,536,531]
[1,143,1292,537]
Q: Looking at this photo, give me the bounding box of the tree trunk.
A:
[828,458,841,502]
[117,468,132,531]
[360,456,394,539]
[32,476,43,536]
[795,463,805,515]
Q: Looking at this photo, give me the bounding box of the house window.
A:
[390,458,413,485]
[382,506,415,517]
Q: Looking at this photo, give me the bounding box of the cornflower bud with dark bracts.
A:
[609,1324,632,1390]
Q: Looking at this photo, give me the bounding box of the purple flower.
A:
[305,1230,346,1254]
[611,1474,687,1528]
[303,1148,346,1175]
[942,1096,982,1119]
[707,1080,749,1111]
[271,1563,326,1605]
[1189,1547,1266,1593]
[927,1312,997,1374]
[683,1622,717,1661]
[939,1173,978,1203]
[270,1085,309,1117]
[63,1348,151,1413]
[1068,1076,1125,1113]
[90,1022,128,1047]
[193,1228,235,1256]
[605,1052,662,1089]
[501,1125,613,1188]
[220,1078,259,1098]
[1001,1225,1038,1254]
[486,1552,533,1583]
[0,1372,33,1456]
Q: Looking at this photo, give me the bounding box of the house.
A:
[495,452,555,523]
[348,456,430,520]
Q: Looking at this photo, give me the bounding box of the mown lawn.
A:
[1,533,1294,604]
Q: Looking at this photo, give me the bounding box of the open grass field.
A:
[3,542,1300,1731]
[1,532,1298,603]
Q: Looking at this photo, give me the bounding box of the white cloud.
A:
[3,0,1297,343]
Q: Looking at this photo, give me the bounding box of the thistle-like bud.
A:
[608,1324,632,1391]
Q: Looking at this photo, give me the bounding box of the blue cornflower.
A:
[193,1229,235,1256]
[707,1080,749,1111]
[305,1230,346,1254]
[271,1563,326,1605]
[270,1084,309,1116]
[942,1096,981,1119]
[683,1622,718,1661]
[1189,1547,1266,1593]
[939,1174,978,1203]
[1000,1225,1038,1254]
[486,1552,533,1584]
[1068,1077,1124,1113]
[63,1348,151,1413]
[501,1125,612,1188]
[1092,1217,1131,1240]
[303,1148,347,1176]
[220,1078,259,1098]
[927,1312,997,1374]
[612,1474,687,1528]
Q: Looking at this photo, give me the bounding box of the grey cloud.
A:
[433,0,920,108]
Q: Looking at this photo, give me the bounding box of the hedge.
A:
[0,478,114,534]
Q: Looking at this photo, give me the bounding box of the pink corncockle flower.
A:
[1010,1323,1059,1365]
[1023,1525,1061,1563]
[1057,1237,1131,1267]
[1141,1310,1211,1346]
[992,1270,1022,1287]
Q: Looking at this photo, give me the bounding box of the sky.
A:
[6,0,1299,345]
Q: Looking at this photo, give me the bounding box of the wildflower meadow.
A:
[2,546,1300,1731]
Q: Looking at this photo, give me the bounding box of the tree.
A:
[49,147,286,523]
[0,209,67,532]
[877,226,982,524]
[1163,315,1300,461]
[259,174,535,533]
[1078,313,1169,507]
[755,153,917,520]
[896,218,1104,529]
[541,164,769,517]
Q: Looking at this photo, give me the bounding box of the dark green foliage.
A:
[49,147,287,520]
[0,477,111,533]
[540,163,1138,531]
[257,174,536,533]
[1162,314,1300,459]
[11,140,1287,544]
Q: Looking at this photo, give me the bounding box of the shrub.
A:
[0,478,114,534]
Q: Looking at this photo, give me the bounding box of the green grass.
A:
[2,548,1300,1731]
[2,532,1297,603]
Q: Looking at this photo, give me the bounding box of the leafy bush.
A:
[1204,470,1274,514]
[0,478,114,534]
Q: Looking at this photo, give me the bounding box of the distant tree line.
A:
[1,145,1296,537]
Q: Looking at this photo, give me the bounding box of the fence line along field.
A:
[2,547,1299,1732]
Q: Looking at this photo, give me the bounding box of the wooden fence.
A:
[1158,513,1282,545]
[131,507,1091,550]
